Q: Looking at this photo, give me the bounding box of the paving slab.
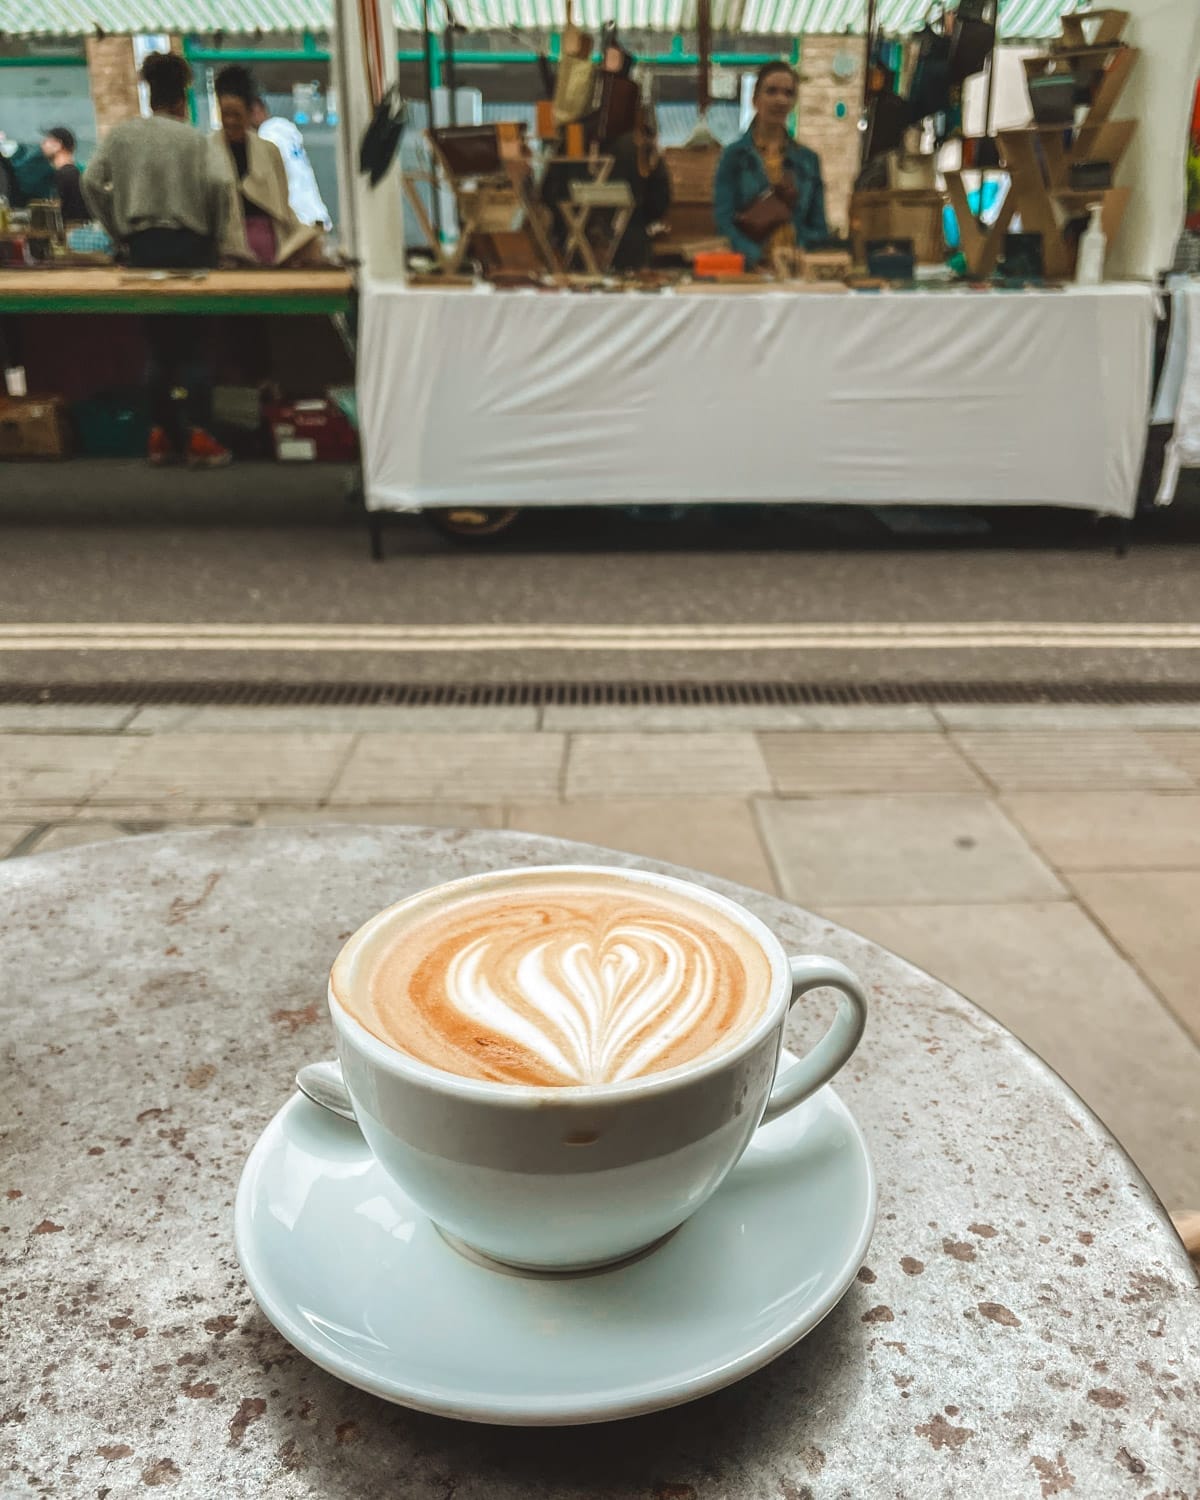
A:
[950,730,1194,791]
[179,705,540,733]
[1071,870,1200,1048]
[0,800,86,823]
[823,899,1200,1209]
[0,705,133,732]
[565,732,770,798]
[0,735,139,804]
[122,706,200,733]
[64,800,261,822]
[801,705,942,731]
[255,803,504,829]
[757,794,1065,906]
[504,798,778,893]
[0,824,36,857]
[1143,732,1200,783]
[541,705,820,732]
[761,732,984,795]
[935,704,1200,731]
[1003,791,1200,871]
[29,821,136,855]
[330,733,565,804]
[93,732,355,804]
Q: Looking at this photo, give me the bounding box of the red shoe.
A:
[147,426,178,466]
[186,428,232,469]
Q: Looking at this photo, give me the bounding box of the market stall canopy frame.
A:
[2,0,1083,38]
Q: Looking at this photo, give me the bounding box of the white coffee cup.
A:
[328,865,867,1273]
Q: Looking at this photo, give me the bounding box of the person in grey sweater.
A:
[82,51,233,467]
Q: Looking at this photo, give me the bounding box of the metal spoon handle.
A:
[296,1058,358,1124]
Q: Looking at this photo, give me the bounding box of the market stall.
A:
[360,280,1154,516]
[0,20,363,468]
[334,0,1197,548]
[0,267,355,460]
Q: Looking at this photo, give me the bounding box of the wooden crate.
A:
[656,146,724,258]
[849,189,947,265]
[662,146,722,203]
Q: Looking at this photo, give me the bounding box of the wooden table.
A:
[0,267,354,315]
[3,825,1197,1497]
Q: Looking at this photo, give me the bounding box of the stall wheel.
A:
[428,507,522,542]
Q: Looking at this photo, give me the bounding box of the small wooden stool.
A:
[560,179,635,274]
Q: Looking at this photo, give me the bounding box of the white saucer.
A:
[234,1053,876,1426]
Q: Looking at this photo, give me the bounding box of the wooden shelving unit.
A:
[946,8,1138,278]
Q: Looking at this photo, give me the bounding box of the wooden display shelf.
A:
[1057,7,1129,49]
[1022,45,1138,132]
[943,170,1017,277]
[1036,43,1127,61]
[0,266,354,315]
[947,9,1137,279]
[1034,118,1136,192]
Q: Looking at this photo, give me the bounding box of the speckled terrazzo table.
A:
[3,827,1198,1500]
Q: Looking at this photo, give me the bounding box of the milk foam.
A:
[352,875,772,1087]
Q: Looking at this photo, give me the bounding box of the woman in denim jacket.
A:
[713,62,828,268]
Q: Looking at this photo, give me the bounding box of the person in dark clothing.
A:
[607,116,671,271]
[0,147,16,209]
[541,107,671,273]
[40,126,88,222]
[83,52,231,467]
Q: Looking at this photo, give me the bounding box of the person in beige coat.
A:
[211,64,319,265]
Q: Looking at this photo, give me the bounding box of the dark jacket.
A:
[55,162,89,223]
[609,132,671,270]
[713,129,828,266]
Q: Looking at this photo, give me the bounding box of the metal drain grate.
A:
[5,680,1200,707]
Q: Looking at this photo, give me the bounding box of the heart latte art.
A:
[355,877,772,1086]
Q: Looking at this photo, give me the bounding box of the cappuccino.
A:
[346,872,773,1087]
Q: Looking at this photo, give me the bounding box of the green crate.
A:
[70,389,151,458]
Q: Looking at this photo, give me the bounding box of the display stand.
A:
[419,129,561,276]
[947,9,1138,278]
[560,179,634,273]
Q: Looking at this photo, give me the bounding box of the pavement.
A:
[4,697,1199,1216]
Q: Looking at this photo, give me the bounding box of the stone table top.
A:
[2,827,1198,1500]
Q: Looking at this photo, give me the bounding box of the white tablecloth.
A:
[1155,281,1200,504]
[360,281,1156,518]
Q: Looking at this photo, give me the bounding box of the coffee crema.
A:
[349,875,772,1087]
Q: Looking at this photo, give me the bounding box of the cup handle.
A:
[759,957,868,1126]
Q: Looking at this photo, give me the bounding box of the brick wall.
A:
[85,37,140,137]
[796,36,864,239]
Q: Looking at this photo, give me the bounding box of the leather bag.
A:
[432,124,502,177]
[359,85,408,187]
[596,73,639,145]
[735,187,793,244]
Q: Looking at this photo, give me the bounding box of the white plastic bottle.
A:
[1075,203,1107,286]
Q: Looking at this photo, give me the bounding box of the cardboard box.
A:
[265,398,358,463]
[0,396,71,459]
[212,385,264,432]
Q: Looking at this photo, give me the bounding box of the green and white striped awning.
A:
[2,0,1082,36]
